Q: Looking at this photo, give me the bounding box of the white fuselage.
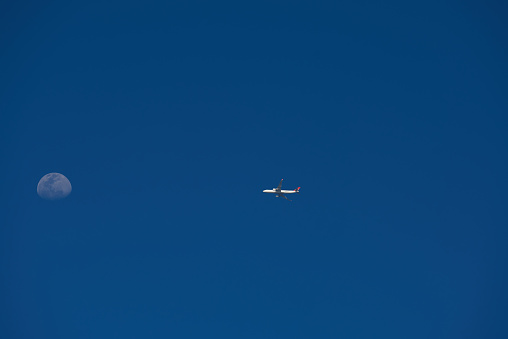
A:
[263,189,298,194]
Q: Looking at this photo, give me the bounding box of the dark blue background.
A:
[1,1,507,338]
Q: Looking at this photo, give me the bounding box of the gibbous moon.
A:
[37,173,72,200]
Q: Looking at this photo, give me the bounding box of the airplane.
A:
[263,179,300,201]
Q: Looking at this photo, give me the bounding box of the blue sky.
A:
[1,1,507,338]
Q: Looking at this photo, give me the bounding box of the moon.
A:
[37,173,72,200]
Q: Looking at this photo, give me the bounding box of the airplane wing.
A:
[277,179,283,190]
[280,193,291,201]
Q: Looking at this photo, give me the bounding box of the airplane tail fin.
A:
[295,187,301,194]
